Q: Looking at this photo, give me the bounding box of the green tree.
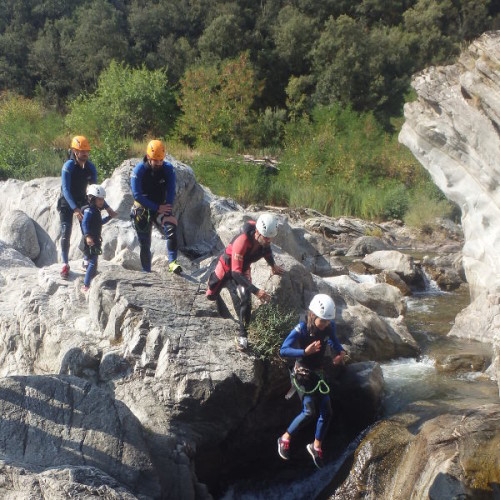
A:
[272,5,317,75]
[0,22,34,95]
[59,0,128,94]
[29,20,70,106]
[198,14,245,62]
[66,60,176,139]
[177,52,259,147]
[313,15,411,121]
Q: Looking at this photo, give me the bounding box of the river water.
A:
[220,280,499,499]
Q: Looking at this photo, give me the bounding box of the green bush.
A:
[91,132,130,180]
[404,187,453,230]
[0,93,65,180]
[248,302,298,361]
[66,61,177,139]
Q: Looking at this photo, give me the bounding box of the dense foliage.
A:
[1,0,497,122]
[0,0,496,223]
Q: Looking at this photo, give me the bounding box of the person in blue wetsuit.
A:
[81,184,113,292]
[277,294,346,469]
[57,136,116,279]
[130,140,181,274]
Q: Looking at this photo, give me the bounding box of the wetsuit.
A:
[280,321,344,442]
[81,205,110,288]
[206,220,276,337]
[130,157,177,272]
[57,155,98,265]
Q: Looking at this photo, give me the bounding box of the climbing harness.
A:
[291,363,330,395]
[131,202,151,232]
[292,374,330,395]
[88,245,102,256]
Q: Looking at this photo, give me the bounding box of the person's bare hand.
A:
[256,289,271,303]
[333,352,346,365]
[158,204,172,215]
[305,340,321,355]
[271,264,284,276]
[107,207,118,218]
[74,208,83,221]
[85,236,95,246]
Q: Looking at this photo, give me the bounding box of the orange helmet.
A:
[146,140,165,161]
[71,135,91,151]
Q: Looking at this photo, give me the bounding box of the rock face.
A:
[0,375,160,498]
[399,31,500,380]
[330,403,500,500]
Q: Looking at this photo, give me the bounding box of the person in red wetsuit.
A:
[206,213,284,350]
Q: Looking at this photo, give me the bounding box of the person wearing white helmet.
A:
[206,213,284,351]
[57,136,117,279]
[277,294,346,469]
[80,184,114,292]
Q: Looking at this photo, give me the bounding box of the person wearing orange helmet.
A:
[57,136,116,279]
[130,140,181,274]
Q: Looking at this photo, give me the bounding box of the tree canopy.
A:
[0,0,497,124]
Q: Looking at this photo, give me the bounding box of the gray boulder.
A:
[346,235,392,257]
[0,375,160,498]
[0,209,40,260]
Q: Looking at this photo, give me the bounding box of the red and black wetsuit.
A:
[206,220,275,336]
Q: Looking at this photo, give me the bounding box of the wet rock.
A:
[376,270,412,296]
[363,250,425,289]
[330,403,500,500]
[435,353,491,373]
[345,235,393,257]
[324,275,406,318]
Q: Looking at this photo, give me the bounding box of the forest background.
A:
[1,0,498,226]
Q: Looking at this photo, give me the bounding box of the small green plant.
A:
[404,187,453,230]
[248,302,298,361]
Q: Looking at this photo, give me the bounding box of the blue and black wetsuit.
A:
[57,156,98,265]
[81,205,110,287]
[130,157,178,272]
[280,321,344,442]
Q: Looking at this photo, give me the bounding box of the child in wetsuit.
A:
[81,184,114,292]
[277,294,346,469]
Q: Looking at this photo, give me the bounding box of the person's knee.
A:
[236,285,251,304]
[163,222,177,240]
[304,401,316,420]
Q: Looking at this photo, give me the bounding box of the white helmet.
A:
[256,213,278,238]
[309,294,336,320]
[87,184,106,198]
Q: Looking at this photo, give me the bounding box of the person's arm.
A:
[131,164,158,211]
[327,321,346,364]
[81,209,93,245]
[280,324,306,358]
[61,161,77,211]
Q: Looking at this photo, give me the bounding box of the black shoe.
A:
[306,443,324,469]
[277,437,290,460]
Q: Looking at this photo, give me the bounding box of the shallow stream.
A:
[220,281,499,499]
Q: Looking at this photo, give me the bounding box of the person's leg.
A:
[162,221,178,263]
[314,394,332,447]
[131,207,153,272]
[206,260,229,300]
[83,254,98,288]
[59,207,73,265]
[236,285,252,338]
[285,395,316,437]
